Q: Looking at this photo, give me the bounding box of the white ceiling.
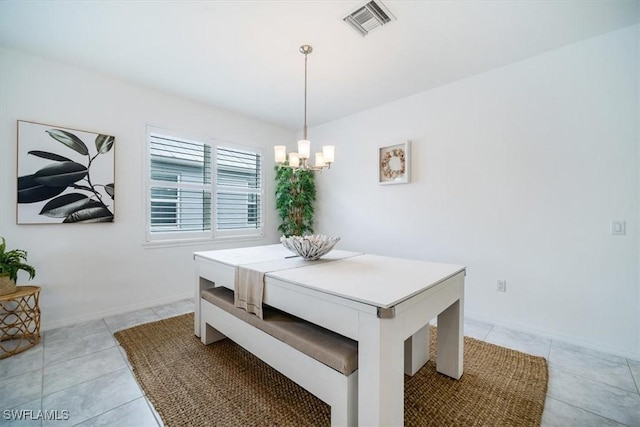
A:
[0,0,638,130]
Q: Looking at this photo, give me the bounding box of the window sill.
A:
[143,233,266,249]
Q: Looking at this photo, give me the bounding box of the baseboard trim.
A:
[465,311,640,362]
[43,292,194,332]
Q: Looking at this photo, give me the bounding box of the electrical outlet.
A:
[611,220,626,236]
[496,280,507,292]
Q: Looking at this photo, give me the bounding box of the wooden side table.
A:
[0,286,41,359]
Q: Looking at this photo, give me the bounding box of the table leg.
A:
[436,298,463,379]
[404,324,429,376]
[358,312,404,426]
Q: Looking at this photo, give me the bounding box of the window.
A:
[146,128,263,242]
[215,146,262,233]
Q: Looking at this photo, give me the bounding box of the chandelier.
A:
[274,45,334,171]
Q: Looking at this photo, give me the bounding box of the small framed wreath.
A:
[378,141,410,184]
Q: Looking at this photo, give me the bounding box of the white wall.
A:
[312,25,640,357]
[1,25,637,357]
[0,48,291,330]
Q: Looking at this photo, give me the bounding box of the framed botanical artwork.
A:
[17,120,115,224]
[378,141,410,185]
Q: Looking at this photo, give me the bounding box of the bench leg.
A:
[201,320,226,345]
[330,371,358,427]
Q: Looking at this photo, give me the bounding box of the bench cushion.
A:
[201,287,358,376]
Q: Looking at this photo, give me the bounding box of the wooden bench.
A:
[200,286,358,426]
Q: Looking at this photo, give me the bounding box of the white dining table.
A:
[194,244,465,426]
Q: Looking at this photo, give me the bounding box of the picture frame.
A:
[378,141,410,185]
[17,120,115,224]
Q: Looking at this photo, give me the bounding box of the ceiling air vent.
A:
[343,0,396,37]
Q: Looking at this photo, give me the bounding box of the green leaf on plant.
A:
[275,166,316,237]
[28,150,73,162]
[33,161,88,187]
[46,129,89,156]
[0,237,36,282]
[39,193,95,218]
[95,134,115,154]
[17,175,66,203]
[63,206,114,223]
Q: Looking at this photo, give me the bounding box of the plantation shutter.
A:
[149,134,212,235]
[215,146,262,231]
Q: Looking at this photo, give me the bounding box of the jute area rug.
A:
[115,313,548,427]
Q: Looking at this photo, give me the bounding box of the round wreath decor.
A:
[380,148,406,179]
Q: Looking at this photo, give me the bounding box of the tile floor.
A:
[1,300,639,426]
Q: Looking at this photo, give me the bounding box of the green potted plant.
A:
[275,166,316,237]
[0,237,36,296]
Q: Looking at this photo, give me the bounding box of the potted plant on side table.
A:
[0,237,36,296]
